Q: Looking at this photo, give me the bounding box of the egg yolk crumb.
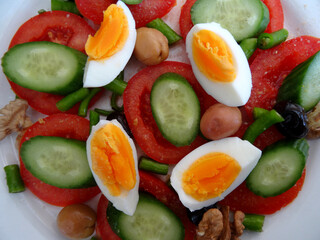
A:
[85,4,129,61]
[192,29,236,83]
[90,123,136,196]
[182,152,241,201]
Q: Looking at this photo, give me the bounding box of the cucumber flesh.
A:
[246,138,308,197]
[1,41,87,95]
[191,0,270,42]
[277,51,320,111]
[150,72,200,147]
[107,192,185,240]
[20,136,95,189]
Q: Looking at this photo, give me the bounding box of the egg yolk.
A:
[192,29,236,83]
[182,152,241,201]
[90,123,136,196]
[85,4,129,61]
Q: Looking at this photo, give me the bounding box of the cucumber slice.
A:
[190,0,270,42]
[20,136,95,189]
[277,51,320,112]
[246,138,308,197]
[2,41,87,95]
[150,72,200,147]
[107,192,185,240]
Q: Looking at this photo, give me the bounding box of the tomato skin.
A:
[7,11,98,115]
[123,61,216,164]
[19,114,100,207]
[96,171,196,240]
[75,0,176,28]
[220,170,306,214]
[179,0,284,40]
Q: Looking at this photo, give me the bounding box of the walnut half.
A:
[196,207,246,240]
[0,99,33,141]
[307,102,320,139]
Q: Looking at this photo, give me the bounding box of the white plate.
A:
[1,0,320,239]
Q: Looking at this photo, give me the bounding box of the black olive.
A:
[186,203,217,225]
[274,101,309,138]
[106,111,133,138]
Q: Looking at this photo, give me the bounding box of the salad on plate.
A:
[0,0,320,239]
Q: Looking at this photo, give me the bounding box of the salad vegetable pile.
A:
[1,0,320,239]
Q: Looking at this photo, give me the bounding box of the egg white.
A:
[170,137,261,212]
[86,119,139,216]
[186,22,252,107]
[83,1,137,88]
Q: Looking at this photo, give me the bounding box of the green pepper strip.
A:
[138,157,169,175]
[56,88,90,112]
[89,110,100,133]
[4,164,25,193]
[78,88,102,117]
[252,107,269,119]
[104,71,127,95]
[147,18,182,45]
[243,214,265,232]
[121,0,143,5]
[257,29,289,50]
[240,38,257,59]
[51,0,80,15]
[243,109,284,144]
[111,93,123,112]
[94,108,114,116]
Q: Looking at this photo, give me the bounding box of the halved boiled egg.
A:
[186,22,252,107]
[170,137,261,211]
[86,119,139,215]
[83,1,136,87]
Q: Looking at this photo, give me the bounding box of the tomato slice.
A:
[75,0,116,25]
[96,170,196,240]
[7,11,97,115]
[123,61,216,164]
[75,0,176,28]
[179,0,284,40]
[245,36,320,117]
[19,113,100,207]
[9,11,95,52]
[128,0,176,28]
[220,170,306,214]
[261,0,284,33]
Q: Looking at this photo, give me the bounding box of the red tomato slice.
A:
[9,11,95,52]
[75,0,116,25]
[245,36,320,117]
[123,61,216,164]
[7,11,97,115]
[179,0,196,40]
[75,0,176,28]
[19,114,100,207]
[179,0,284,40]
[261,0,284,33]
[96,170,196,240]
[128,0,176,28]
[220,170,306,214]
